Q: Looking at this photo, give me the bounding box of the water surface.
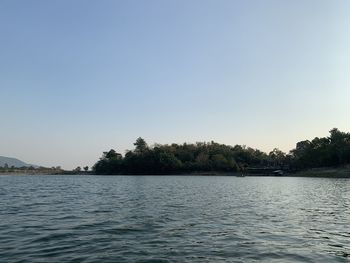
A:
[1,175,350,262]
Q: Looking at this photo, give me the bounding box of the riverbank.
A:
[2,168,350,177]
[0,170,92,175]
[0,168,63,175]
[291,166,350,178]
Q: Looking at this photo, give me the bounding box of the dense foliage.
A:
[291,128,350,169]
[93,138,285,174]
[93,128,350,175]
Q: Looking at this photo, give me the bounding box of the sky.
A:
[1,0,350,169]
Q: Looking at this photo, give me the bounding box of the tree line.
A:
[0,165,63,174]
[93,128,350,175]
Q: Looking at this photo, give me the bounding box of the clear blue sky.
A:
[1,0,349,169]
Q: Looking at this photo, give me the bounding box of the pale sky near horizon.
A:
[1,0,350,169]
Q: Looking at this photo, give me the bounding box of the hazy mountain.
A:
[0,156,38,168]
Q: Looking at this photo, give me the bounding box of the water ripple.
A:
[1,175,350,262]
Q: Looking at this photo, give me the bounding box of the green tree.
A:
[103,149,122,160]
[211,154,229,170]
[134,137,148,154]
[269,148,286,167]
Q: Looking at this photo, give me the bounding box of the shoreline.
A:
[1,169,350,178]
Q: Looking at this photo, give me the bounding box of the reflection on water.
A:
[1,175,350,262]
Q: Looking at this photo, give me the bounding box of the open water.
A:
[1,175,350,262]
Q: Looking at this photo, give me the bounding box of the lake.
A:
[1,175,350,262]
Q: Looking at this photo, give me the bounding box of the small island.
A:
[92,128,350,177]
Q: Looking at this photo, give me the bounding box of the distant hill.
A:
[0,156,38,168]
